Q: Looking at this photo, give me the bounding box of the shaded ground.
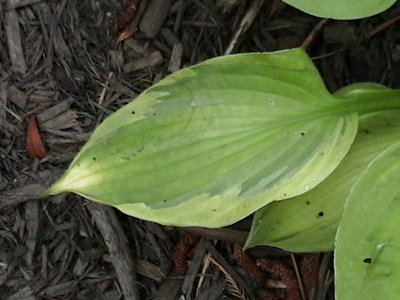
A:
[0,0,399,299]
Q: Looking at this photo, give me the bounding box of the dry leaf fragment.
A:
[118,24,139,42]
[26,115,46,159]
[116,0,142,41]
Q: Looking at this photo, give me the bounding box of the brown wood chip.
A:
[36,99,73,123]
[40,109,78,130]
[8,85,27,109]
[0,81,8,129]
[5,9,27,74]
[139,0,173,38]
[168,43,183,73]
[137,259,166,282]
[152,270,183,300]
[123,51,163,73]
[6,0,44,10]
[89,203,139,300]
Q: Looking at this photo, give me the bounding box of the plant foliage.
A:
[282,0,397,19]
[46,48,358,227]
[246,109,400,252]
[46,47,400,299]
[335,141,400,300]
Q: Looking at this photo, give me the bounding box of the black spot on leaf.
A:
[317,211,324,217]
[363,258,372,264]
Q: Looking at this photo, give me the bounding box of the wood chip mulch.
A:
[1,0,399,299]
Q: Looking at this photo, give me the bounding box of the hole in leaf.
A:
[363,258,372,264]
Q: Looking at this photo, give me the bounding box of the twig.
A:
[312,14,399,60]
[367,13,400,38]
[0,101,23,122]
[183,226,248,245]
[225,0,265,55]
[196,252,212,296]
[317,252,333,300]
[290,254,306,300]
[301,18,329,50]
[98,72,113,106]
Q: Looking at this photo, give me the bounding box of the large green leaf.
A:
[46,48,358,227]
[335,141,400,300]
[245,110,400,251]
[282,0,397,19]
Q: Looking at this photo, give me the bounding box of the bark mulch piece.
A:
[1,0,399,299]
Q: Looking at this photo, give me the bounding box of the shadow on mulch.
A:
[0,0,399,299]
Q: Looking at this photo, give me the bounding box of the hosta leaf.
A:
[282,0,397,19]
[335,141,400,300]
[46,48,358,227]
[245,110,400,251]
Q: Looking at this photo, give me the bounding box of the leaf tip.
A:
[43,175,70,197]
[43,184,59,197]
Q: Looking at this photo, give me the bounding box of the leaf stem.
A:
[334,90,400,115]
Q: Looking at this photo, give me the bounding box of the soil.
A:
[0,1,399,299]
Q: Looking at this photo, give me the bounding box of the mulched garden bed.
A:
[1,0,399,299]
